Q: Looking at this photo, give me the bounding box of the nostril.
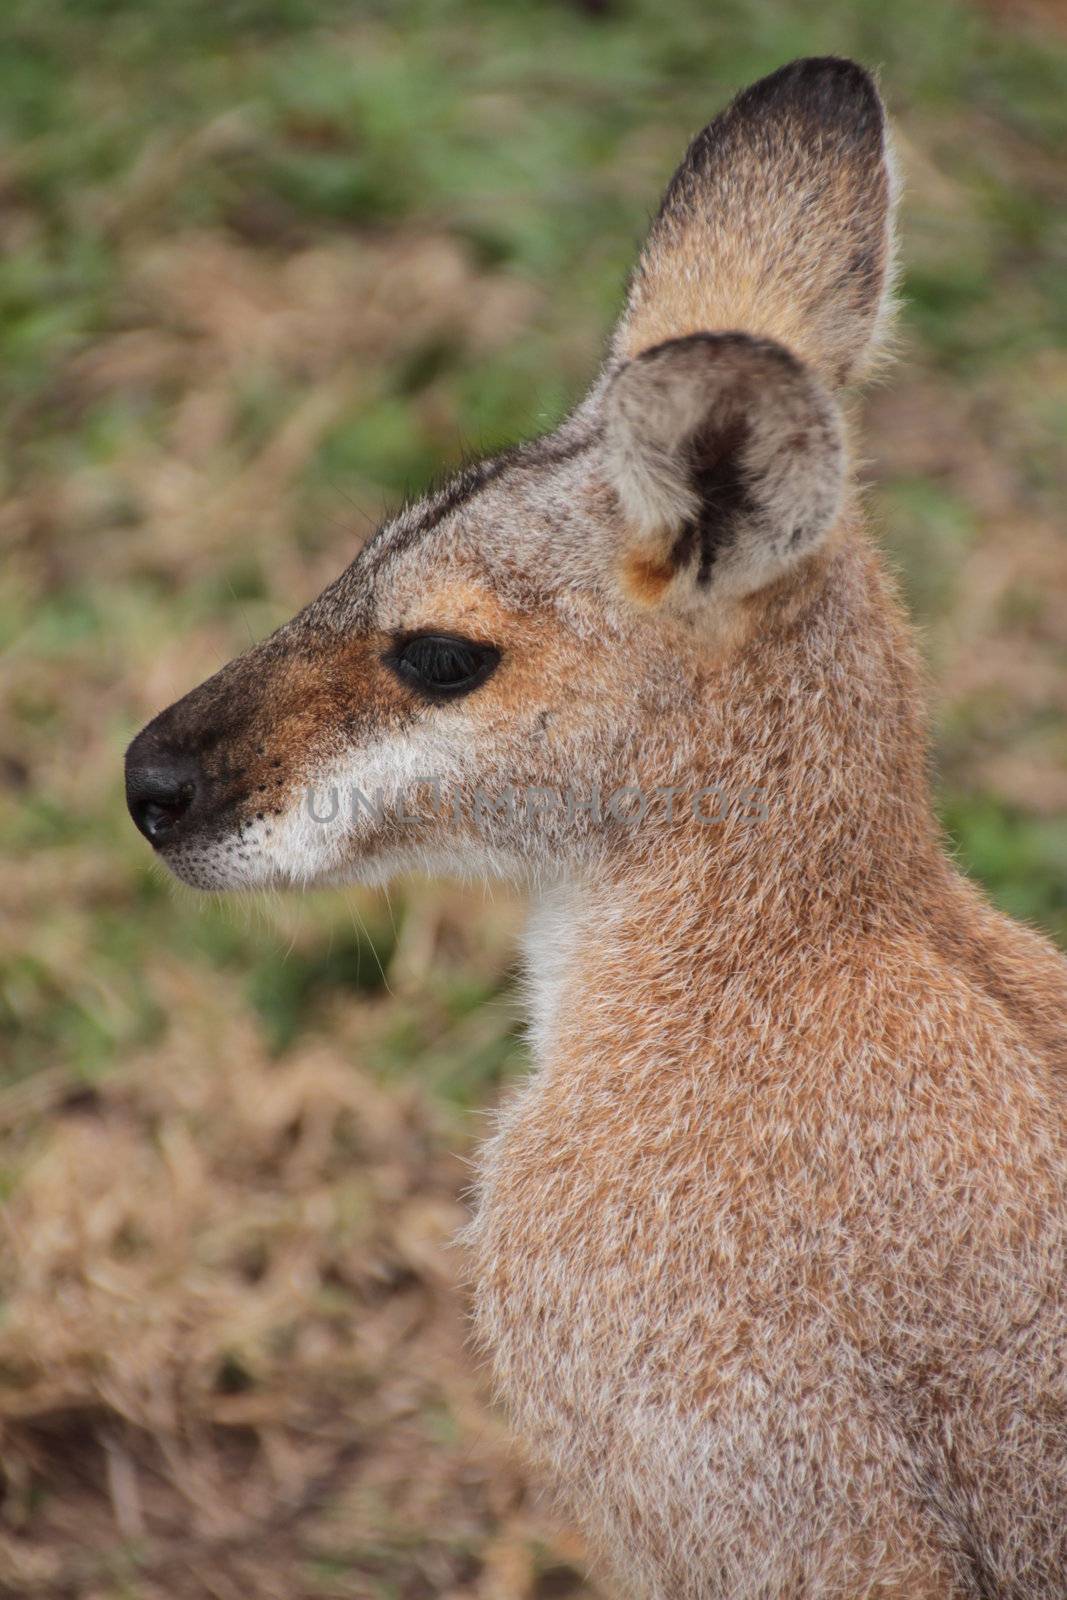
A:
[136,785,194,841]
[126,764,197,845]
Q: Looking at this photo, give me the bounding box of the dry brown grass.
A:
[0,928,600,1599]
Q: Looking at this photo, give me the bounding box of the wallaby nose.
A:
[125,755,198,845]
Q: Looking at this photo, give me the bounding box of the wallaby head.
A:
[126,57,898,897]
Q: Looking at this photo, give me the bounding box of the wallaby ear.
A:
[615,58,896,389]
[602,333,845,609]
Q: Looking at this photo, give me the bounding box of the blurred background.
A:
[0,0,1064,1595]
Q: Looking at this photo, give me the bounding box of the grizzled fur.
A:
[128,58,1067,1599]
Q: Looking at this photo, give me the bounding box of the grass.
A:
[1,1,1066,1594]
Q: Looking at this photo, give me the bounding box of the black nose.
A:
[126,758,198,845]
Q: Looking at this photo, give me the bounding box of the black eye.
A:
[388,633,500,698]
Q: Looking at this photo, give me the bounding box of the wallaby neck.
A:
[524,532,947,1074]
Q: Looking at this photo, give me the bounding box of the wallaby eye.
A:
[388,633,501,698]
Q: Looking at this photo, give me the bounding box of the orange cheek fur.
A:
[621,548,678,605]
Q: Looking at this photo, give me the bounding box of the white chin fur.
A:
[160,726,513,892]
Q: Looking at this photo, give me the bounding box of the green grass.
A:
[942,794,1067,944]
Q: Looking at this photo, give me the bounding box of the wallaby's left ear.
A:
[614,57,897,389]
[602,332,845,608]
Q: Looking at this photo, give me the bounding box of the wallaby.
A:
[126,58,1067,1598]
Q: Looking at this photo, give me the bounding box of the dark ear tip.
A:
[733,56,885,143]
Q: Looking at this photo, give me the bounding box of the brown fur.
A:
[127,59,1067,1598]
